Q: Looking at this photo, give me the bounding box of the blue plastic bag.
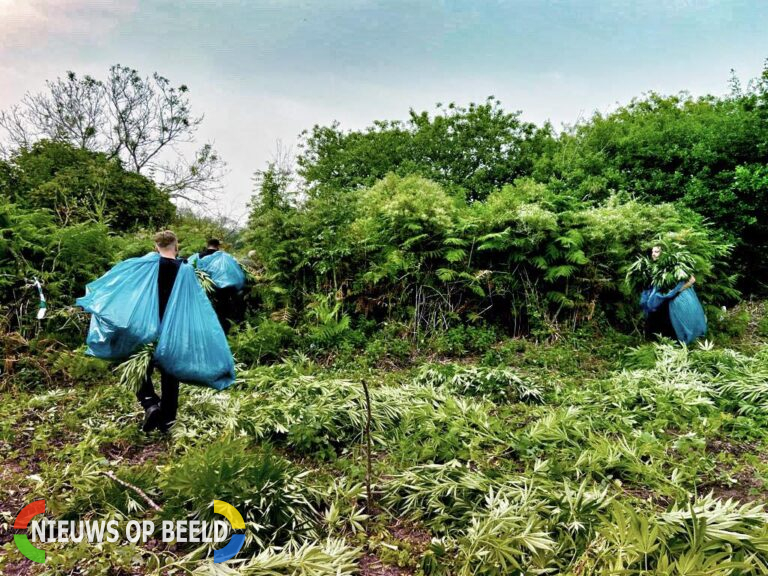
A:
[155,264,236,390]
[194,251,246,290]
[76,253,161,360]
[77,253,236,390]
[669,287,707,345]
[640,281,707,345]
[640,283,682,316]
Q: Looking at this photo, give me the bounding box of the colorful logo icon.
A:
[14,499,46,563]
[212,500,245,563]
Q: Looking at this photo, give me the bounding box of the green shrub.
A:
[52,348,113,386]
[758,314,768,339]
[230,320,296,365]
[364,322,412,365]
[304,295,352,351]
[711,306,750,340]
[415,364,542,404]
[430,325,498,356]
[160,437,318,550]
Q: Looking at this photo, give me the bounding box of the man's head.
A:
[207,238,221,251]
[154,230,178,257]
[651,245,662,261]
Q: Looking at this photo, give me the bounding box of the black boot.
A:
[142,403,162,432]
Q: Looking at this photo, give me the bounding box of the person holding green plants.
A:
[189,238,246,334]
[635,244,706,344]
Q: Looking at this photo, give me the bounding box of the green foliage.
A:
[115,343,155,392]
[363,322,412,365]
[299,97,549,201]
[626,230,734,292]
[226,539,360,575]
[305,295,352,350]
[245,165,737,340]
[194,266,215,294]
[0,199,114,338]
[710,307,751,342]
[415,364,542,404]
[10,328,768,574]
[535,82,768,291]
[429,324,499,356]
[10,140,174,231]
[229,319,297,364]
[160,437,318,550]
[51,348,112,387]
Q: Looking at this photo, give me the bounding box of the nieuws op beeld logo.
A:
[13,499,246,564]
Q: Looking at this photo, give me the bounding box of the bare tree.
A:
[154,143,225,203]
[0,105,33,156]
[0,65,225,203]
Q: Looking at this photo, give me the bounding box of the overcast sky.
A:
[2,0,767,222]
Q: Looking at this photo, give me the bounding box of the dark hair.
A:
[207,238,221,248]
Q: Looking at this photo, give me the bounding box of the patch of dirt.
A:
[358,515,434,576]
[698,466,767,504]
[621,485,671,508]
[360,553,413,576]
[1,558,42,576]
[99,439,168,466]
[706,439,759,458]
[0,458,43,573]
[388,518,432,554]
[0,461,33,546]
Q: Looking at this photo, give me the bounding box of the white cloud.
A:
[0,0,137,53]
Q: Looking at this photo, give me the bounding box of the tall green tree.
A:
[534,63,768,291]
[298,97,553,201]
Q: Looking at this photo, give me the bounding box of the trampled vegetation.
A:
[2,62,768,575]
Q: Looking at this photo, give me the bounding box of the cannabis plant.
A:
[114,342,155,392]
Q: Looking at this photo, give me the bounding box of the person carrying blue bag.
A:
[76,230,236,434]
[188,238,246,335]
[639,245,707,345]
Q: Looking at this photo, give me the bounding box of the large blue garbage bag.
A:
[154,264,236,390]
[640,283,682,315]
[77,253,235,390]
[640,281,707,345]
[668,286,707,345]
[75,253,161,360]
[193,251,245,290]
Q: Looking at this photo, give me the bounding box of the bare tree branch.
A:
[153,142,227,201]
[0,104,35,157]
[0,65,222,205]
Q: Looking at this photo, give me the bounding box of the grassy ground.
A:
[2,304,768,575]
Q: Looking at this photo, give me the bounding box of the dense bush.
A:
[299,98,551,201]
[229,319,297,364]
[5,140,174,231]
[160,437,318,550]
[0,200,114,338]
[244,171,736,343]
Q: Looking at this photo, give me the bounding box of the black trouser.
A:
[136,361,179,424]
[213,287,242,335]
[645,300,677,340]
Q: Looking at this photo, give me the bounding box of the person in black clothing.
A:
[137,230,182,433]
[198,237,221,260]
[198,238,241,335]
